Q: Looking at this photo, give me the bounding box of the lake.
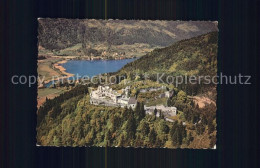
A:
[62,58,135,77]
[45,58,135,87]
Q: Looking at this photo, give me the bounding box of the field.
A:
[37,88,67,108]
[38,57,63,82]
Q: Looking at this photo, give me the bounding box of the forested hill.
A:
[119,31,218,77]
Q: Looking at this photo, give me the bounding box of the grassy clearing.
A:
[145,97,167,106]
[37,88,67,108]
[38,57,63,81]
[38,88,66,97]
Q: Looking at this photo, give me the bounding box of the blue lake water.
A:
[63,58,135,77]
[45,58,135,87]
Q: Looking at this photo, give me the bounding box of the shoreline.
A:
[44,59,75,85]
[53,59,75,78]
[39,56,137,87]
[51,55,137,61]
[39,59,75,86]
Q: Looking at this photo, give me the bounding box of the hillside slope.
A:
[119,31,218,77]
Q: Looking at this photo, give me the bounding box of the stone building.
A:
[144,105,177,117]
[90,85,137,108]
[128,97,137,109]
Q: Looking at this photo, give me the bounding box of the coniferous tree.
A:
[135,102,141,115]
[167,98,172,106]
[126,114,136,139]
[140,102,146,119]
[118,134,125,147]
[148,128,157,145]
[122,106,128,119]
[169,121,186,146]
[154,108,158,117]
[105,130,112,146]
[186,132,193,145]
[177,123,187,145]
[140,121,150,136]
[159,120,169,134]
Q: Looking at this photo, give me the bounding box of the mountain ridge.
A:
[38,19,218,51]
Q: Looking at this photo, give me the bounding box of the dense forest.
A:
[37,85,216,148]
[119,31,218,77]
